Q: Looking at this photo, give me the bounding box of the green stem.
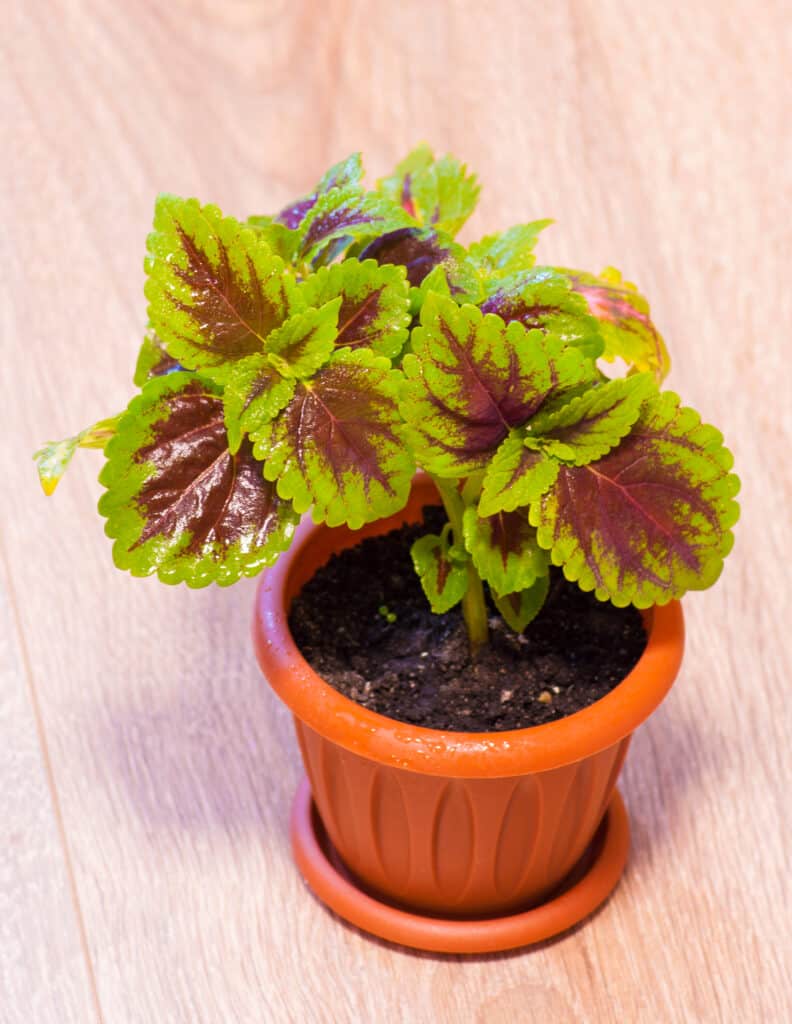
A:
[431,475,489,656]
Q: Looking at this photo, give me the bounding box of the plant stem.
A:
[430,475,489,656]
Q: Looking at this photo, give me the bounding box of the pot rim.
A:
[253,486,685,778]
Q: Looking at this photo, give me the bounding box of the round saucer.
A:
[290,778,630,954]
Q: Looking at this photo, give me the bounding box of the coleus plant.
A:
[36,145,739,654]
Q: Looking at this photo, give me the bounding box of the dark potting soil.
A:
[288,509,648,732]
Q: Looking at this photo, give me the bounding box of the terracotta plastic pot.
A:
[253,478,684,933]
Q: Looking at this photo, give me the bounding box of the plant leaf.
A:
[296,258,411,358]
[145,196,296,380]
[525,373,655,465]
[246,217,301,262]
[34,416,120,495]
[479,432,560,516]
[298,186,411,262]
[410,532,469,613]
[359,226,479,299]
[468,221,553,276]
[530,391,740,607]
[480,267,604,359]
[401,295,596,477]
[134,330,182,386]
[463,504,549,595]
[273,153,364,230]
[378,144,480,236]
[252,349,414,529]
[98,373,298,586]
[562,266,671,381]
[222,300,342,453]
[493,575,550,632]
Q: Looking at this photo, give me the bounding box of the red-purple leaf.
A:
[531,392,740,606]
[401,295,597,477]
[252,349,414,529]
[298,186,411,262]
[296,258,410,359]
[562,266,671,381]
[480,268,603,359]
[98,374,298,586]
[145,197,296,380]
[463,504,549,595]
[274,153,363,230]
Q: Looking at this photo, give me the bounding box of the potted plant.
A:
[36,146,739,953]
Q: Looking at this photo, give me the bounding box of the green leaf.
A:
[145,196,296,380]
[34,416,120,495]
[493,575,550,632]
[463,504,549,595]
[98,373,298,587]
[562,266,671,381]
[525,373,655,465]
[298,186,412,262]
[410,531,469,613]
[246,217,301,262]
[134,330,182,386]
[378,144,480,236]
[531,391,740,607]
[297,258,411,358]
[252,349,414,529]
[271,153,364,231]
[222,300,342,453]
[468,221,553,277]
[480,267,604,360]
[401,294,597,477]
[479,433,560,516]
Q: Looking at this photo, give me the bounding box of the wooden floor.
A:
[2,2,790,1021]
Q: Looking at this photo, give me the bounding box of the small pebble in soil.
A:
[288,508,648,732]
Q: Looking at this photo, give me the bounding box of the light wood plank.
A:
[1,0,790,1021]
[0,564,100,1024]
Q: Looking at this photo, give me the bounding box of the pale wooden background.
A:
[2,1,790,1021]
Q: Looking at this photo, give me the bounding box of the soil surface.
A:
[288,509,647,732]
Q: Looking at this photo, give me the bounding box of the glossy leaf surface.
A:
[98,373,298,586]
[531,392,740,606]
[253,349,413,529]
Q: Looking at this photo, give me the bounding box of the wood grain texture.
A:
[2,1,790,1021]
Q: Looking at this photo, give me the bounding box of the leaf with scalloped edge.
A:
[97,373,298,587]
[530,391,740,607]
[561,266,670,381]
[359,226,480,303]
[145,196,297,380]
[296,258,410,359]
[34,416,120,495]
[410,531,469,614]
[134,330,182,386]
[401,295,597,477]
[222,300,342,453]
[479,433,560,516]
[462,504,549,595]
[246,217,301,262]
[525,373,655,465]
[272,153,364,231]
[252,349,413,529]
[468,221,553,277]
[378,144,480,236]
[480,267,603,359]
[493,575,550,632]
[298,186,411,263]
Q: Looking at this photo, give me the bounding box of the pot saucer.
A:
[290,778,630,954]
